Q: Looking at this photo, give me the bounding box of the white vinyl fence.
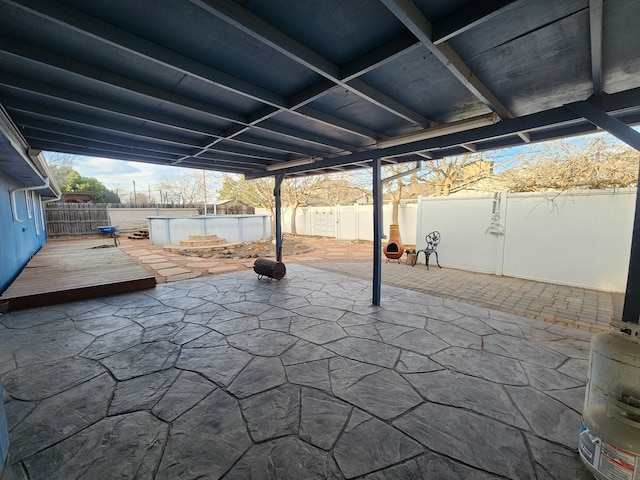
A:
[258,203,418,245]
[260,188,637,292]
[418,189,636,292]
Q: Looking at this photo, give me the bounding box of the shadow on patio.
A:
[1,264,593,479]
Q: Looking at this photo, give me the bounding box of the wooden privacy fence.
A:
[45,203,110,237]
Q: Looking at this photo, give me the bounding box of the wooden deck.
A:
[0,239,156,311]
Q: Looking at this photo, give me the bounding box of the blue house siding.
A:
[0,170,46,294]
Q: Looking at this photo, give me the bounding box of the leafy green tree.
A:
[48,164,120,203]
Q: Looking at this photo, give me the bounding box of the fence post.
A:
[415,196,424,251]
[493,191,509,276]
[353,204,358,240]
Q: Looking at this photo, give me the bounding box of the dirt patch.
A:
[179,236,315,259]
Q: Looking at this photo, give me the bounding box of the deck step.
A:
[126,228,149,240]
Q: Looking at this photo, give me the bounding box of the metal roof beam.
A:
[4,0,377,143]
[432,0,519,44]
[30,139,260,173]
[255,86,640,178]
[173,159,256,173]
[0,37,248,125]
[292,0,517,110]
[244,89,640,180]
[4,99,212,149]
[288,80,337,109]
[295,106,381,141]
[200,144,291,162]
[589,0,604,95]
[0,73,228,139]
[177,120,347,166]
[195,153,275,168]
[565,100,640,151]
[339,33,421,81]
[0,41,351,157]
[16,120,199,157]
[381,0,512,121]
[256,122,353,151]
[190,0,432,127]
[224,135,327,158]
[173,155,269,169]
[7,99,293,164]
[2,0,288,108]
[191,0,339,76]
[30,139,182,163]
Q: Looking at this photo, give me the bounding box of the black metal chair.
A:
[412,231,441,270]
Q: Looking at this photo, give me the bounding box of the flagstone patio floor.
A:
[0,264,594,479]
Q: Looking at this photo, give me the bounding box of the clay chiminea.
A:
[383,224,404,262]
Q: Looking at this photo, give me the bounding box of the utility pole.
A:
[202,170,207,215]
[132,180,137,206]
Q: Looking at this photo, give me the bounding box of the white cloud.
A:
[64,155,205,191]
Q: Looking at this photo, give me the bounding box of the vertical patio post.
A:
[623,162,640,323]
[372,157,382,305]
[274,173,285,262]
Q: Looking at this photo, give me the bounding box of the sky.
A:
[46,155,199,190]
[44,153,227,200]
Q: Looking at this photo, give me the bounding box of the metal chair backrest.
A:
[426,231,441,250]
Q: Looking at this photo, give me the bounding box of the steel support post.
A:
[372,157,382,305]
[274,173,285,263]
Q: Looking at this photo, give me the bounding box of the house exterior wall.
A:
[0,170,46,293]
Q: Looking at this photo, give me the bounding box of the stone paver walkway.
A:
[1,264,592,479]
[317,261,618,333]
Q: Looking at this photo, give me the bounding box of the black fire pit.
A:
[253,258,286,280]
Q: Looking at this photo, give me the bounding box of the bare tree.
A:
[382,163,422,224]
[219,174,276,232]
[314,173,370,205]
[418,153,489,196]
[498,138,640,191]
[43,151,75,167]
[219,173,370,235]
[157,170,205,204]
[282,175,325,235]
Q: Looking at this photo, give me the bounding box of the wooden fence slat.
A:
[45,203,110,237]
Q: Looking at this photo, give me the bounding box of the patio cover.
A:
[1,0,640,317]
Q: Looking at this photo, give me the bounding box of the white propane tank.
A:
[579,324,640,480]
